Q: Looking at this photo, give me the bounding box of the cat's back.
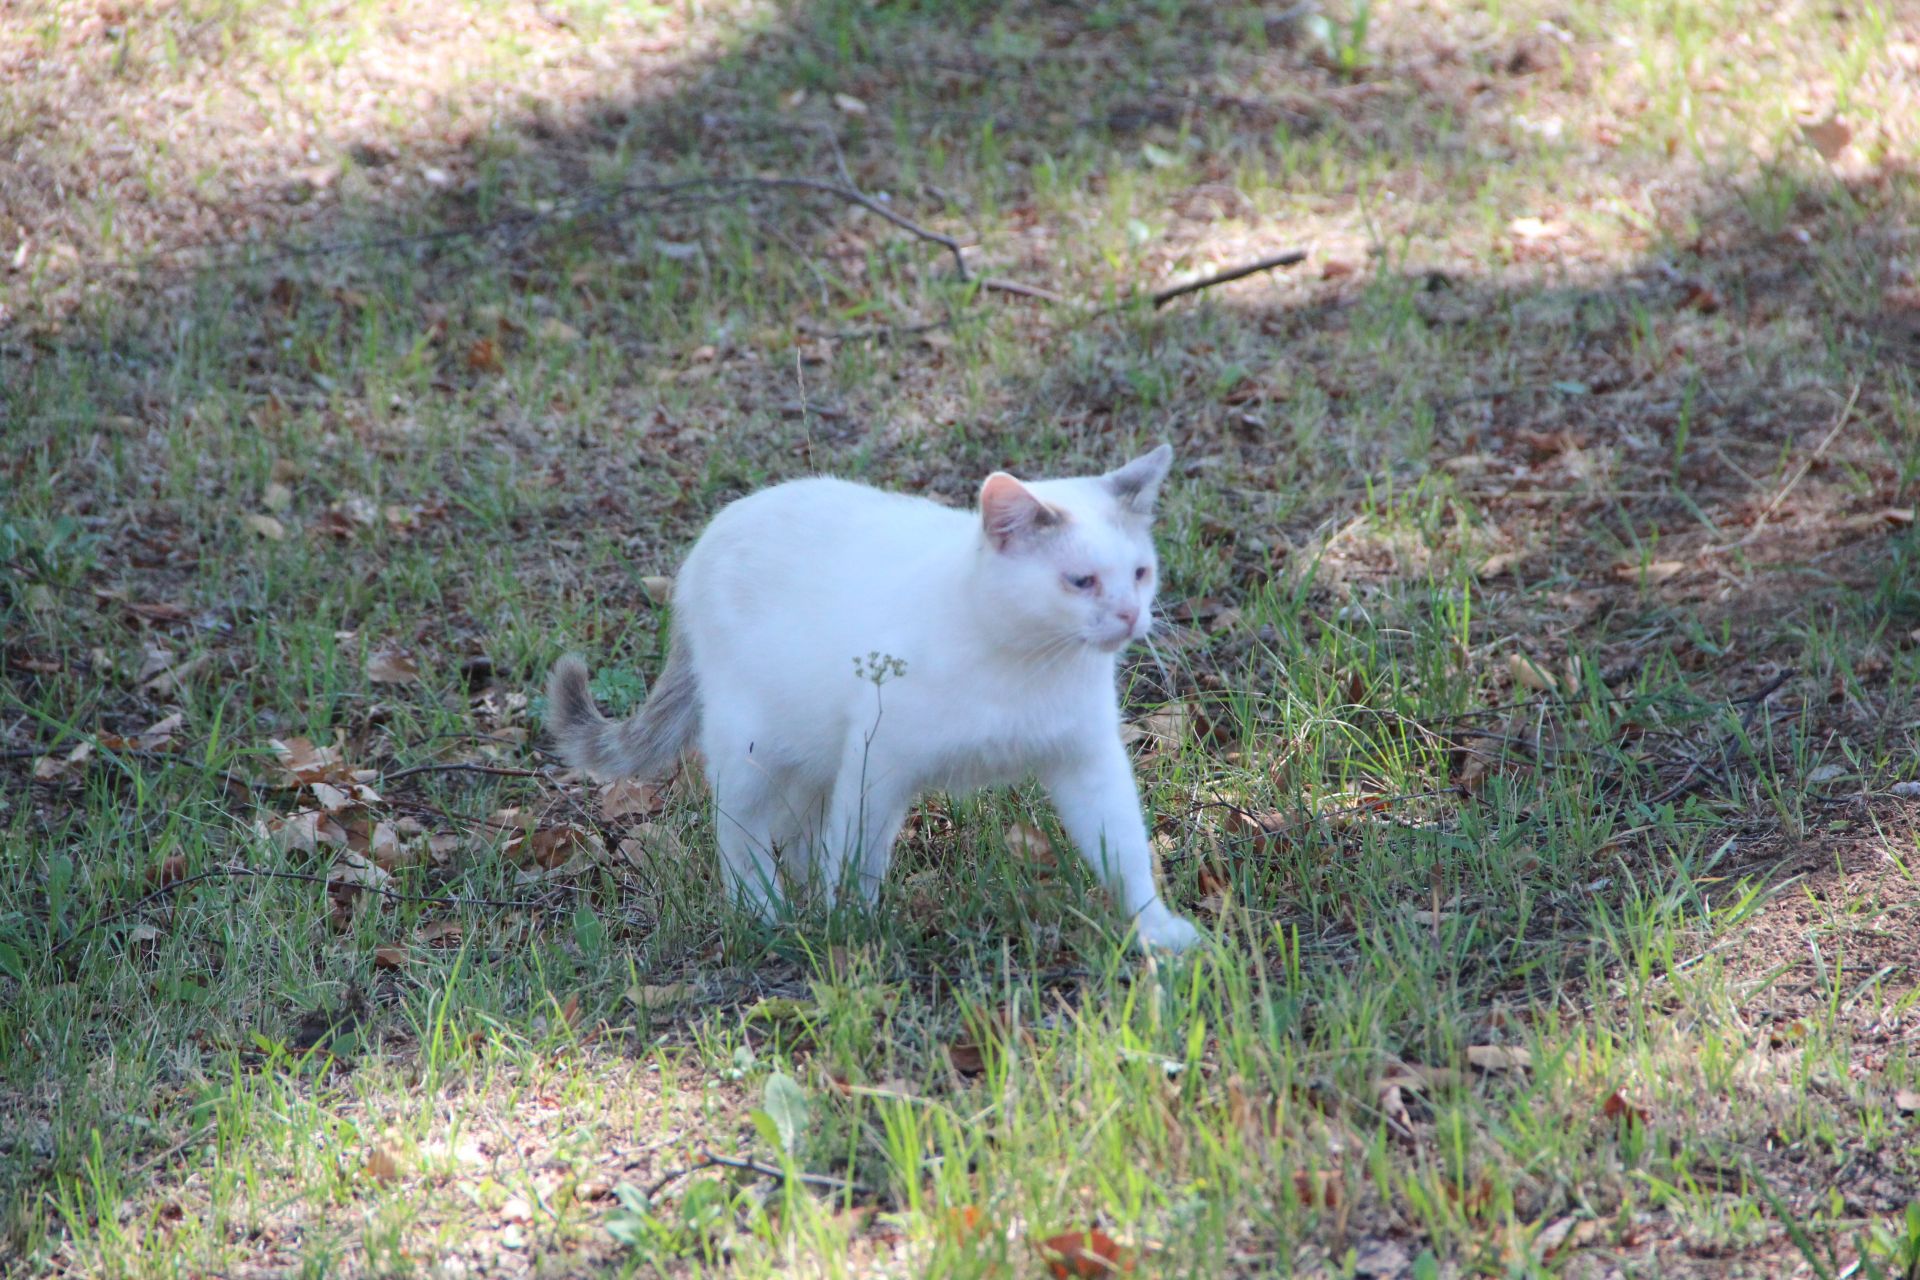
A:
[696,475,962,555]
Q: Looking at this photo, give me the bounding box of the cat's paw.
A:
[1134,906,1202,953]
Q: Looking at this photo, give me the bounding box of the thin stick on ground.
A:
[645,1150,872,1202]
[1149,249,1309,308]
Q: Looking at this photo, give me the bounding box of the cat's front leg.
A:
[1042,740,1201,952]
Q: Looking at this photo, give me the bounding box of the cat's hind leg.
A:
[702,736,788,920]
[816,734,912,906]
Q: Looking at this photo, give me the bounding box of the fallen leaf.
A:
[1894,1088,1920,1114]
[1533,1214,1578,1261]
[1039,1228,1130,1278]
[1508,215,1568,241]
[271,736,348,785]
[1680,281,1723,314]
[536,317,581,343]
[1292,1169,1341,1208]
[1467,1044,1532,1072]
[262,481,293,512]
[625,981,693,1008]
[1892,781,1920,799]
[1882,507,1915,528]
[832,92,869,115]
[417,919,463,948]
[32,742,93,781]
[1799,115,1853,160]
[367,822,408,870]
[141,711,184,747]
[614,824,684,868]
[1004,821,1055,864]
[1507,652,1559,693]
[147,855,190,888]
[947,1041,986,1076]
[1601,1089,1651,1124]
[365,1147,401,1181]
[373,945,408,970]
[466,336,504,372]
[243,513,287,541]
[518,824,604,872]
[639,575,675,603]
[599,778,666,820]
[366,650,420,685]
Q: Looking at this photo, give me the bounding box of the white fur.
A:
[665,446,1197,951]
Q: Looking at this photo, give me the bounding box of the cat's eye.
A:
[1066,573,1098,591]
[1134,565,1150,582]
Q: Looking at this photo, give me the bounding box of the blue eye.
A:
[1067,573,1098,591]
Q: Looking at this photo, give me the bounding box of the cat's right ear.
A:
[980,472,1062,551]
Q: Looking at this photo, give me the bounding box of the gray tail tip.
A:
[546,654,595,729]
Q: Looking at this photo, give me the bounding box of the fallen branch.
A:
[645,1150,871,1201]
[380,761,547,785]
[1149,249,1308,308]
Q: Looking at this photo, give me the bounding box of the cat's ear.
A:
[1103,443,1174,516]
[980,472,1063,550]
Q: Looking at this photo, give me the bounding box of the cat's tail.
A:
[545,645,699,781]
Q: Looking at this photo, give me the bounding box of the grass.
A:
[3,0,1920,1275]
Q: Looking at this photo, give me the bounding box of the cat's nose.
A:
[1115,606,1139,631]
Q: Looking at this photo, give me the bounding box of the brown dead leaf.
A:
[365,1147,401,1181]
[271,737,348,786]
[1799,115,1853,160]
[1039,1227,1131,1277]
[517,824,604,872]
[614,823,685,868]
[1004,821,1055,865]
[466,336,504,372]
[1292,1168,1341,1208]
[366,650,420,685]
[1466,1044,1532,1072]
[639,574,675,603]
[1894,1088,1920,1114]
[32,742,93,782]
[417,919,464,948]
[1602,1089,1651,1124]
[1507,652,1558,693]
[373,945,408,970]
[1680,281,1723,314]
[147,855,190,888]
[599,777,666,821]
[947,1040,987,1076]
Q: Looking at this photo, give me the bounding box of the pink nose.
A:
[1116,607,1139,631]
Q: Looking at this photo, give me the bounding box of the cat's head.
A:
[974,444,1172,655]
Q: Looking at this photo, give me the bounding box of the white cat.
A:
[547,445,1200,951]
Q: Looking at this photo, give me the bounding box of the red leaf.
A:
[1602,1089,1650,1124]
[1040,1228,1131,1277]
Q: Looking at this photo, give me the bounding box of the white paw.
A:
[1133,906,1202,953]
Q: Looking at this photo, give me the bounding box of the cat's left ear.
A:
[1103,443,1174,516]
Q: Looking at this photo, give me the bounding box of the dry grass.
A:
[4,0,1920,1276]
